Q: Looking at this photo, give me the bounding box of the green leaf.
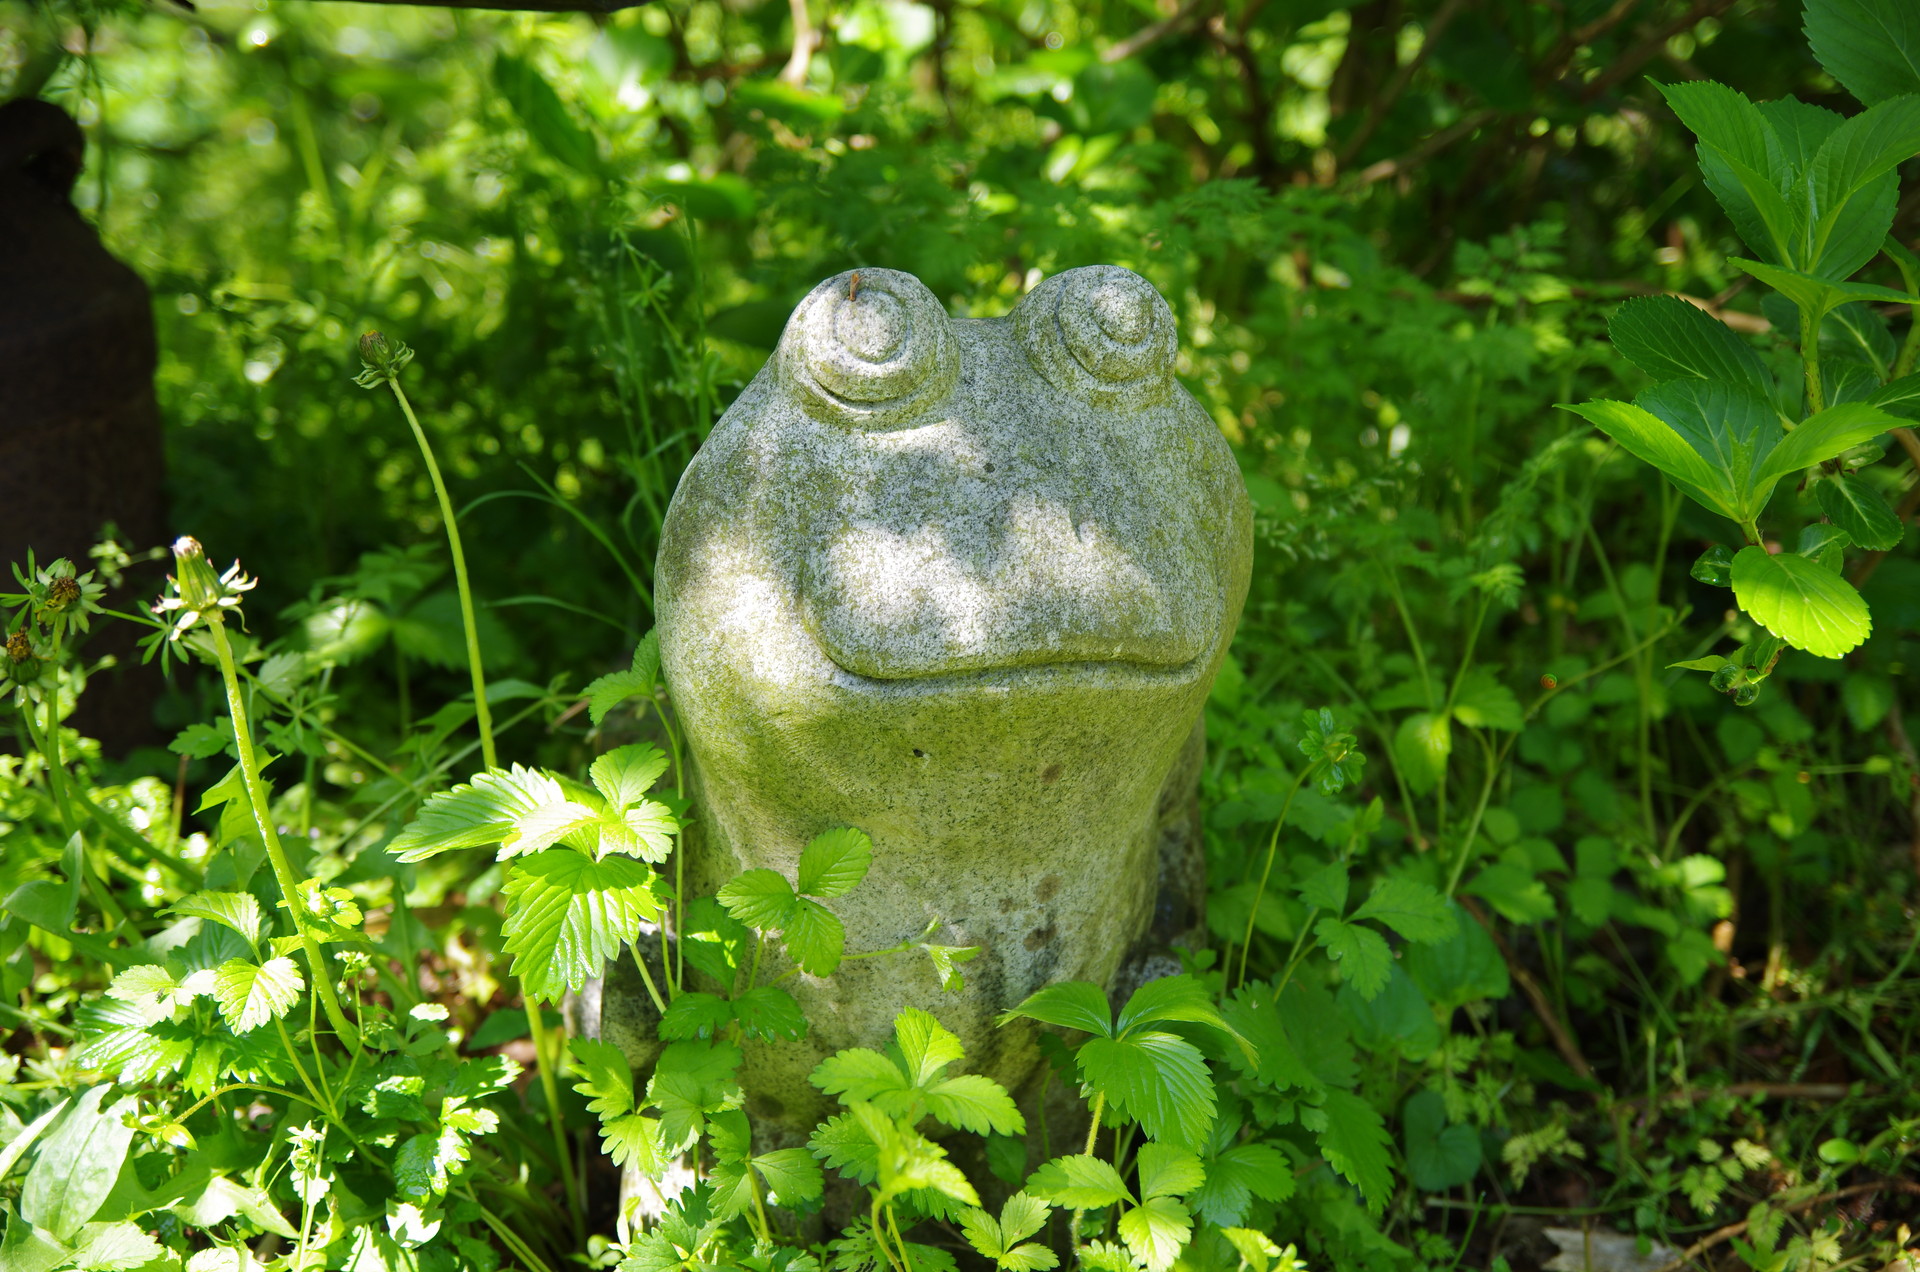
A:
[1692,544,1736,587]
[590,744,670,810]
[585,671,651,728]
[926,1074,1026,1136]
[1402,1090,1481,1191]
[212,957,304,1033]
[1403,902,1510,1008]
[1634,379,1781,520]
[809,1111,882,1186]
[1117,1196,1191,1272]
[505,800,604,856]
[1391,711,1453,797]
[493,52,603,175]
[170,721,231,760]
[732,986,807,1042]
[796,827,874,898]
[1806,0,1920,104]
[1872,369,1920,415]
[1078,1031,1216,1152]
[707,1158,760,1223]
[1350,877,1458,944]
[998,980,1113,1037]
[812,1048,910,1103]
[1658,81,1800,265]
[1808,96,1920,277]
[1606,296,1772,391]
[71,1221,164,1272]
[754,1147,825,1209]
[1115,974,1240,1043]
[1752,401,1902,488]
[1294,860,1349,914]
[1732,546,1873,657]
[1463,859,1556,924]
[167,892,264,948]
[566,1036,636,1118]
[783,897,846,976]
[1729,257,1918,320]
[1190,1143,1293,1227]
[1026,1155,1133,1209]
[1315,1089,1393,1212]
[716,869,797,930]
[1313,918,1393,1000]
[19,1087,137,1240]
[499,848,664,1002]
[388,766,567,862]
[895,1008,965,1086]
[600,1113,667,1175]
[924,943,981,992]
[1450,667,1523,731]
[999,1191,1051,1246]
[1136,1143,1205,1200]
[646,1041,744,1154]
[603,801,680,863]
[1220,987,1320,1092]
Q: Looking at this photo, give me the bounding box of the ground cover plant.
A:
[3,0,1920,1270]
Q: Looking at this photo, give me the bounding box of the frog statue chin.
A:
[593,265,1251,1142]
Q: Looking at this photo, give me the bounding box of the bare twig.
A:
[780,0,816,86]
[1335,0,1467,165]
[1576,0,1738,102]
[1353,108,1498,185]
[1103,0,1210,64]
[1648,1181,1920,1272]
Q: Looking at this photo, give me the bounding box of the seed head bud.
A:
[5,630,30,663]
[46,575,81,612]
[354,330,415,387]
[156,536,258,639]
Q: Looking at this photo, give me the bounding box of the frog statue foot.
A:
[583,264,1251,1152]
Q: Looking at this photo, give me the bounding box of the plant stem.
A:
[1235,767,1312,988]
[383,377,496,771]
[208,619,358,1048]
[524,998,585,1241]
[1798,301,1825,415]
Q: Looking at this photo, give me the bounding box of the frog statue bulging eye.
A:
[778,267,960,425]
[1014,264,1177,409]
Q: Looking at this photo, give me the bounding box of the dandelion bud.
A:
[354,330,414,387]
[170,537,224,613]
[359,330,390,363]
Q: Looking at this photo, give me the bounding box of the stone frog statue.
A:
[593,264,1251,1141]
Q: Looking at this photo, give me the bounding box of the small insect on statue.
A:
[594,264,1252,1143]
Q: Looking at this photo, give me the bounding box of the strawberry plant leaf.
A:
[211,958,303,1034]
[997,981,1113,1037]
[716,869,797,930]
[782,897,845,976]
[1135,1142,1205,1200]
[1117,1196,1192,1272]
[566,1036,636,1117]
[1350,877,1457,944]
[1025,1154,1133,1209]
[589,744,670,810]
[1313,917,1393,1000]
[753,1148,825,1209]
[1077,1031,1216,1152]
[796,826,873,898]
[388,765,567,862]
[895,1006,965,1085]
[732,986,807,1042]
[167,892,264,948]
[811,1048,910,1103]
[499,848,664,1002]
[925,1074,1025,1137]
[1316,1089,1393,1212]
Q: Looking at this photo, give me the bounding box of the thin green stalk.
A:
[1235,767,1311,989]
[208,620,358,1048]
[525,998,584,1241]
[630,944,669,1015]
[1063,1088,1109,1268]
[382,377,496,771]
[870,1194,909,1272]
[274,1017,337,1121]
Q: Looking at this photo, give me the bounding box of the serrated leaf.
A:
[708,1158,759,1223]
[1807,96,1920,278]
[1316,1089,1393,1212]
[169,722,231,760]
[601,1113,667,1175]
[1730,256,1918,317]
[926,1074,1025,1136]
[1450,668,1523,731]
[1117,1196,1191,1272]
[812,1048,910,1102]
[733,986,808,1042]
[585,669,651,728]
[1559,398,1732,521]
[507,800,605,856]
[753,1148,825,1208]
[388,766,566,862]
[656,991,735,1042]
[894,1008,965,1085]
[566,1036,636,1118]
[1817,473,1907,550]
[1350,877,1458,944]
[796,826,873,898]
[1806,0,1920,104]
[924,943,980,992]
[1294,860,1349,913]
[1078,1032,1215,1152]
[1731,546,1873,657]
[1190,1143,1292,1227]
[168,892,265,947]
[590,744,671,810]
[1000,1192,1051,1246]
[1658,81,1802,265]
[716,869,797,930]
[72,1221,163,1272]
[1136,1143,1205,1200]
[998,980,1113,1037]
[646,1041,744,1155]
[1463,861,1556,924]
[783,898,845,976]
[809,1111,882,1185]
[106,964,180,1008]
[212,957,304,1033]
[1026,1155,1132,1209]
[1752,401,1902,488]
[1607,295,1772,391]
[500,849,663,1002]
[1313,918,1392,1000]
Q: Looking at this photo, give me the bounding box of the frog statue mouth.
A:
[765,266,1246,685]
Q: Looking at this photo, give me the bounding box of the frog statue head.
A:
[609,265,1251,1140]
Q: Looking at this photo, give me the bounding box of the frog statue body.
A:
[591,265,1252,1140]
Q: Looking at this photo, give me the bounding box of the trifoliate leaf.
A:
[646,1041,743,1154]
[796,827,873,898]
[1190,1143,1292,1227]
[1315,1089,1393,1212]
[566,1037,636,1118]
[923,943,979,992]
[168,892,265,948]
[499,849,664,1002]
[212,958,303,1033]
[1115,975,1235,1040]
[1135,1143,1205,1200]
[753,1148,825,1209]
[1313,918,1393,1000]
[732,986,808,1042]
[659,992,736,1042]
[717,869,797,930]
[925,1075,1025,1137]
[783,898,845,976]
[1349,877,1458,944]
[1025,1155,1132,1209]
[602,801,679,862]
[1077,1032,1216,1152]
[389,766,567,862]
[997,981,1113,1037]
[590,744,671,810]
[1117,1196,1191,1272]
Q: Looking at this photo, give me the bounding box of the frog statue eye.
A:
[779,267,960,425]
[1014,265,1177,409]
